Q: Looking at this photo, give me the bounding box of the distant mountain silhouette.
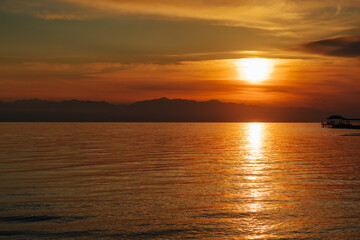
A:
[0,98,329,122]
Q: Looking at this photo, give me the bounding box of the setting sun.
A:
[237,58,275,82]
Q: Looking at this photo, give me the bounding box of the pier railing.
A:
[322,119,360,129]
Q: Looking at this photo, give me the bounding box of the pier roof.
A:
[327,115,345,119]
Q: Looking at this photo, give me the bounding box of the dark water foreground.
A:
[1,123,360,239]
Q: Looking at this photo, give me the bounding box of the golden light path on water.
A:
[242,123,271,239]
[247,123,263,162]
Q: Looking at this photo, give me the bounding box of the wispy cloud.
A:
[0,0,97,20]
[2,0,360,38]
[33,12,94,20]
[0,11,287,65]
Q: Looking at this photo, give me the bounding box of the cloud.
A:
[0,0,98,20]
[2,0,360,38]
[0,11,287,65]
[33,12,93,20]
[298,36,360,57]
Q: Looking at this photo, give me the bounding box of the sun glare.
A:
[237,58,275,82]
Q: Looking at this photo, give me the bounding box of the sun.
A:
[237,58,275,82]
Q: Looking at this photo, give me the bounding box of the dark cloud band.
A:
[299,35,360,57]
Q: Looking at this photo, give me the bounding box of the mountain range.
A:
[0,97,331,122]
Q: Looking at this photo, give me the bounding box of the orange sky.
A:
[0,0,360,111]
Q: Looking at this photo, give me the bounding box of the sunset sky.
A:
[1,0,360,111]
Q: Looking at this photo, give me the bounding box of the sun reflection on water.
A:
[242,123,271,239]
[245,123,264,182]
[247,122,263,160]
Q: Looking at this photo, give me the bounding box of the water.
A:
[1,123,360,239]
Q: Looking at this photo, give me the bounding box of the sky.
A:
[1,0,360,111]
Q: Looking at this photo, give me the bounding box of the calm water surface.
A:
[1,123,360,239]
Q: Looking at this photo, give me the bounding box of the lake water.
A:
[1,123,360,239]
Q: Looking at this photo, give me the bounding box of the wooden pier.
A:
[322,115,360,129]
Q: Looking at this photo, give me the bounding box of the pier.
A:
[322,115,360,129]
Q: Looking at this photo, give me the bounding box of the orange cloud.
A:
[1,58,359,109]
